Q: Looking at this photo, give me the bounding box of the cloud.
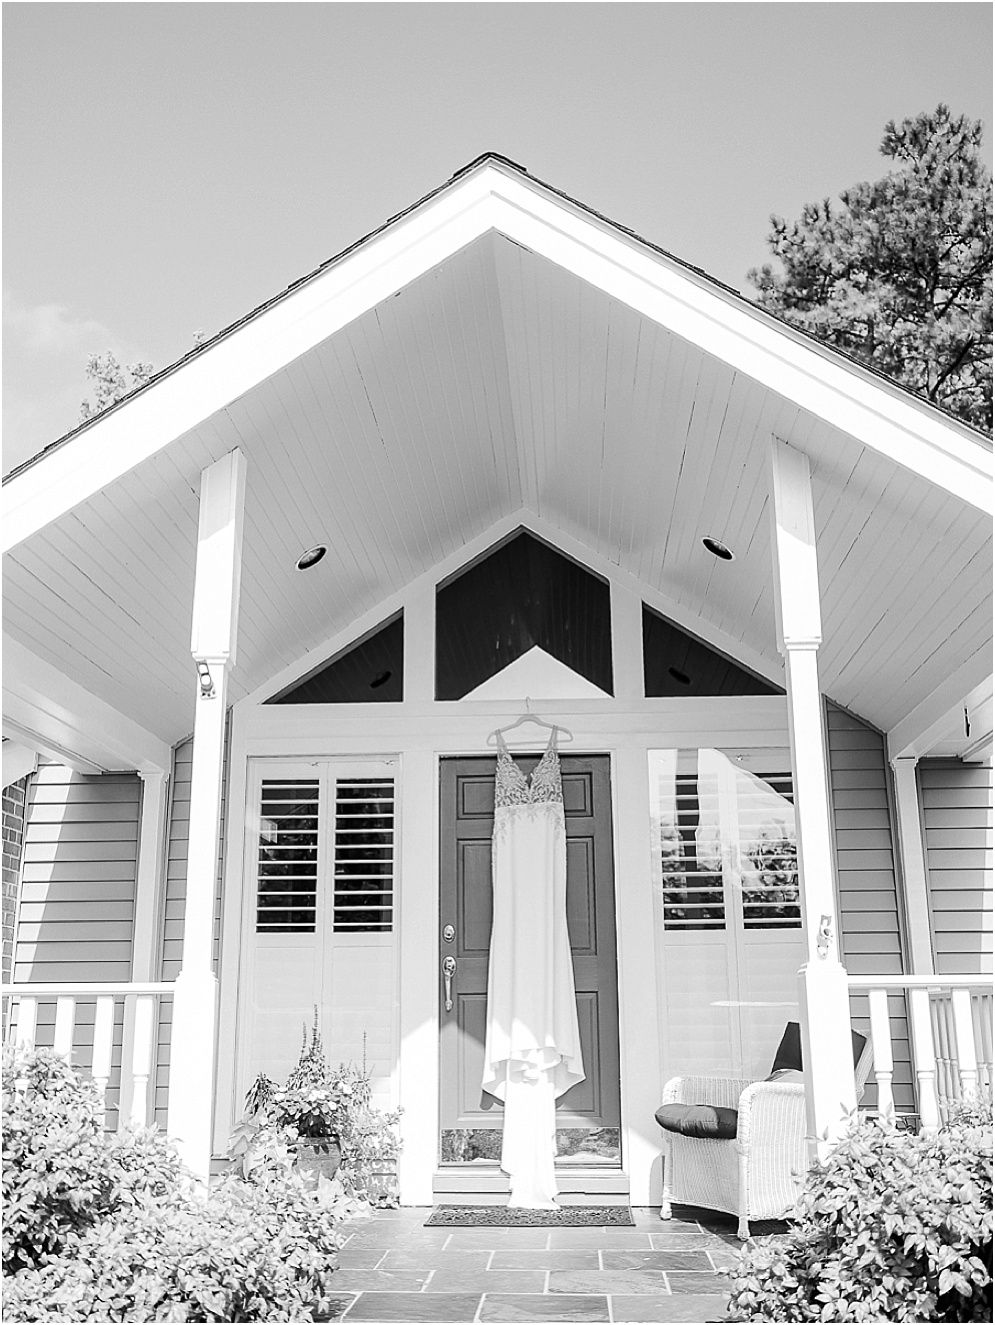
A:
[2,290,148,475]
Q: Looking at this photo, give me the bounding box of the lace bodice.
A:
[494,733,563,809]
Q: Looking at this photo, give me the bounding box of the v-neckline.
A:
[496,732,557,791]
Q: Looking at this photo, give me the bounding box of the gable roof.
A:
[3,153,989,545]
[2,155,991,757]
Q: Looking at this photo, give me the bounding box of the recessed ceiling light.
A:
[369,670,392,690]
[702,536,734,561]
[296,545,327,571]
[667,667,691,687]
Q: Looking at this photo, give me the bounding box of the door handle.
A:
[442,956,456,1012]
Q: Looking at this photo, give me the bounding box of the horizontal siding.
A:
[826,703,913,1112]
[14,766,138,983]
[921,760,993,977]
[11,764,139,1124]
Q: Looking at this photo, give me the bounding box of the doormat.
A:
[425,1205,634,1227]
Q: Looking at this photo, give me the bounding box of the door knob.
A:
[442,924,456,943]
[442,956,457,1012]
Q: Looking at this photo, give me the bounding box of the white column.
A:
[769,437,856,1159]
[403,579,435,704]
[169,449,245,1180]
[890,756,935,975]
[122,770,169,1124]
[614,746,664,1205]
[610,584,644,702]
[396,747,438,1204]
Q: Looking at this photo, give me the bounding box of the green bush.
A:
[2,1047,186,1276]
[234,1016,402,1207]
[3,1046,360,1321]
[726,1099,993,1322]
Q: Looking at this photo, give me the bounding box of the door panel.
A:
[439,754,620,1136]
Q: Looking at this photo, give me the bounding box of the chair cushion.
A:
[655,1103,738,1140]
[770,1022,869,1075]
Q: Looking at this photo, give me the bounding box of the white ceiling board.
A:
[2,231,989,747]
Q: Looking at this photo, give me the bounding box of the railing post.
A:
[92,995,115,1129]
[867,988,895,1118]
[53,997,75,1059]
[950,987,979,1102]
[909,986,940,1132]
[128,995,156,1128]
[13,996,37,1049]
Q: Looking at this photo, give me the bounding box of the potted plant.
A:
[231,1014,401,1206]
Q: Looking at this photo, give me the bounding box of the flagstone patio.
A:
[323,1206,753,1323]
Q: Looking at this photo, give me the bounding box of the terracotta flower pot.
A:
[293,1135,342,1185]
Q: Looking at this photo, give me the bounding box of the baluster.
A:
[974,993,993,1095]
[930,994,954,1119]
[950,988,979,1102]
[53,997,75,1060]
[91,996,115,1130]
[128,996,155,1128]
[867,988,894,1118]
[14,996,37,1050]
[909,986,940,1132]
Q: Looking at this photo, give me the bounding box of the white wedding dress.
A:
[481,732,585,1208]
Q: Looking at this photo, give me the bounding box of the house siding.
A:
[13,763,140,1125]
[3,775,29,984]
[825,702,914,1113]
[920,759,993,976]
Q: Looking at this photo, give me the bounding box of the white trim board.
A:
[5,162,989,550]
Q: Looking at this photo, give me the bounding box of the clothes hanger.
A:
[486,698,574,747]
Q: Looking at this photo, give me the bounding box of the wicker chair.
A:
[656,1023,873,1239]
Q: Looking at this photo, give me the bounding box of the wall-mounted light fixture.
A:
[196,659,216,699]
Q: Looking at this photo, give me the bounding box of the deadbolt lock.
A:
[442,924,456,942]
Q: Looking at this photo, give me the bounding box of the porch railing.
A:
[2,982,174,1131]
[848,975,993,1130]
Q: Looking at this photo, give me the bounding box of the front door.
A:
[439,754,620,1165]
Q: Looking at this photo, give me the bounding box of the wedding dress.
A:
[481,731,585,1208]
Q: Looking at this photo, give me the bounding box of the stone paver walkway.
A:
[324,1206,747,1323]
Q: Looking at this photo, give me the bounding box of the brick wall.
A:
[2,776,29,984]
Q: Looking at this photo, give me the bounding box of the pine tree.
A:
[749,106,993,433]
[78,350,155,422]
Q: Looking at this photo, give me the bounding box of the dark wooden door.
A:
[439,754,620,1139]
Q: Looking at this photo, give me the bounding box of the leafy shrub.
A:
[3,1046,360,1321]
[2,1047,188,1276]
[726,1098,993,1322]
[235,1015,401,1207]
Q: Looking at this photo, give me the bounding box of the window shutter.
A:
[255,779,320,933]
[332,777,395,932]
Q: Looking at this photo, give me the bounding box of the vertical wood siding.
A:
[14,763,140,1124]
[920,759,993,976]
[155,728,229,1129]
[825,703,914,1112]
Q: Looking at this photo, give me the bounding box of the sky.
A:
[3,1,992,472]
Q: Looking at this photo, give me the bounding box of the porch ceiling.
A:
[3,230,991,749]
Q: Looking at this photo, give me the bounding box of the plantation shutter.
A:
[245,760,398,1104]
[651,748,805,1079]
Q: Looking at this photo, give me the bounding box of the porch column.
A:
[121,769,168,1124]
[890,756,935,974]
[768,437,856,1159]
[169,449,246,1180]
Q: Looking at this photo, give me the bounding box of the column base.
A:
[168,968,219,1182]
[798,960,858,1163]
